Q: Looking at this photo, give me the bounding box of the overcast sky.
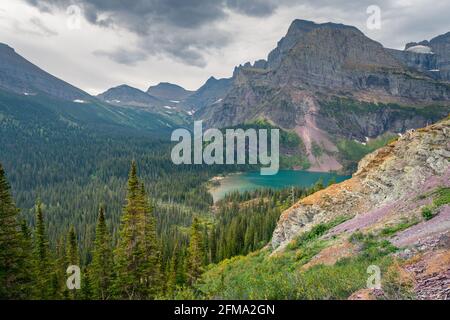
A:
[0,0,449,95]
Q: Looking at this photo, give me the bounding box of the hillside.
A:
[197,117,450,300]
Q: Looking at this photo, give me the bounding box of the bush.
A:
[422,206,433,220]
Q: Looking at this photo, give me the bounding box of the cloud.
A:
[22,0,295,66]
[29,16,58,36]
[93,48,147,66]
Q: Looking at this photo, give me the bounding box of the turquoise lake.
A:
[209,170,351,202]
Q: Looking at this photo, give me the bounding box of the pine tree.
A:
[32,200,53,299]
[54,235,68,299]
[0,163,25,299]
[186,216,204,285]
[140,183,163,298]
[113,161,162,299]
[18,220,34,298]
[91,206,113,300]
[66,226,80,300]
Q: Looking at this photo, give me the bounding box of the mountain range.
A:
[1,19,449,172]
[196,20,450,171]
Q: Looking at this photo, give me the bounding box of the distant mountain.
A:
[0,43,91,102]
[0,43,188,136]
[196,20,450,172]
[404,32,450,81]
[146,82,193,101]
[97,84,162,108]
[184,76,232,110]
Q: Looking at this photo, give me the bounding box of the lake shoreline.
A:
[208,170,351,203]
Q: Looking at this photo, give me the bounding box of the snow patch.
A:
[406,45,434,54]
[73,99,86,104]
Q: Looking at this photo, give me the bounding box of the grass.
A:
[433,187,450,207]
[379,218,420,237]
[196,231,398,300]
[420,187,450,220]
[337,133,398,162]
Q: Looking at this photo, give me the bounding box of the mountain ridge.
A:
[196,19,450,172]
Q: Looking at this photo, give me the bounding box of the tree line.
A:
[0,161,207,299]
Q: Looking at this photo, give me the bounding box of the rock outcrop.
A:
[272,117,450,250]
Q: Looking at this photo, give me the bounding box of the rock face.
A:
[196,20,450,171]
[406,32,450,82]
[0,43,91,101]
[271,117,450,250]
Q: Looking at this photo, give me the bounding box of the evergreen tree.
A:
[32,200,53,299]
[54,236,68,299]
[186,217,204,285]
[113,161,162,299]
[91,206,113,300]
[18,220,34,298]
[66,226,80,299]
[141,184,163,298]
[66,226,79,266]
[0,163,25,299]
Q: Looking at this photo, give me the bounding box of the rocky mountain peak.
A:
[267,20,363,69]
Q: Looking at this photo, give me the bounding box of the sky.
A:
[0,0,449,95]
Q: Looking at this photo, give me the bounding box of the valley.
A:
[0,15,449,301]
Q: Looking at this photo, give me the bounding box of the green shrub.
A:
[422,206,433,220]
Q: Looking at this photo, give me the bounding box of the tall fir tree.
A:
[66,226,80,300]
[91,206,113,300]
[186,216,204,286]
[141,183,163,298]
[19,220,34,298]
[113,161,162,299]
[32,200,53,299]
[0,163,26,299]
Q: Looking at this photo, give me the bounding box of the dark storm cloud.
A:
[22,0,450,65]
[23,0,246,66]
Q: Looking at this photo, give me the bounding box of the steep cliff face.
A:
[406,32,450,82]
[272,117,450,250]
[196,20,450,172]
